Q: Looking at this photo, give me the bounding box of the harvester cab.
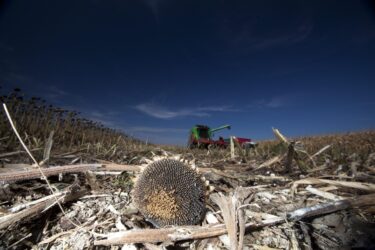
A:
[188,124,231,148]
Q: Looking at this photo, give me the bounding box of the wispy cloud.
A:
[90,111,105,118]
[250,24,313,50]
[135,103,239,119]
[197,106,240,112]
[83,109,126,128]
[225,20,314,54]
[44,85,69,100]
[249,96,289,109]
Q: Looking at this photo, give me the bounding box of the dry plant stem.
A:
[2,103,79,227]
[0,148,42,158]
[0,164,101,183]
[7,233,32,248]
[0,189,87,230]
[102,163,142,172]
[285,142,295,173]
[9,190,69,213]
[39,130,54,165]
[311,145,331,158]
[94,193,375,246]
[305,186,344,201]
[211,193,238,250]
[237,208,245,250]
[287,200,351,221]
[292,178,375,194]
[94,225,228,245]
[37,217,100,245]
[255,155,283,171]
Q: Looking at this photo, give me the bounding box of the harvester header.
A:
[210,124,231,133]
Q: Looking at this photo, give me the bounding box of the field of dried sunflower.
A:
[1,89,375,249]
[0,89,152,162]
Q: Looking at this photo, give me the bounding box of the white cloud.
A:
[264,97,285,108]
[135,103,208,119]
[44,85,69,100]
[249,96,289,109]
[251,24,313,49]
[90,111,105,118]
[135,103,238,119]
[78,109,124,129]
[197,105,240,112]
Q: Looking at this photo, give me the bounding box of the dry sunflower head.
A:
[132,158,207,227]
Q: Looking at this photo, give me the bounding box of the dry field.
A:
[1,90,375,249]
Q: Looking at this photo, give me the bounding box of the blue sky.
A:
[1,0,375,145]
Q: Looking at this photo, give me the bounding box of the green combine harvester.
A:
[187,124,231,148]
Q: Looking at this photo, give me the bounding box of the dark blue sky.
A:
[1,0,374,145]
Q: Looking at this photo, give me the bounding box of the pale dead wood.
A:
[39,130,54,166]
[272,128,288,143]
[311,145,331,158]
[53,148,86,158]
[8,191,68,213]
[307,164,329,173]
[94,171,123,175]
[292,178,375,194]
[249,175,291,182]
[93,217,283,246]
[211,193,238,250]
[205,211,231,248]
[237,207,246,250]
[287,200,351,221]
[289,193,375,220]
[0,189,87,230]
[201,167,290,182]
[94,225,228,245]
[230,136,235,159]
[102,163,142,172]
[2,103,79,228]
[254,155,283,171]
[0,163,34,173]
[94,193,375,246]
[0,164,102,183]
[305,186,344,201]
[235,187,254,250]
[0,148,42,158]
